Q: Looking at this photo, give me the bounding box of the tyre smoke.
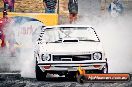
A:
[77,12,132,73]
[1,13,132,79]
[1,17,44,78]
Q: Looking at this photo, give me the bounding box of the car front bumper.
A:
[38,60,107,72]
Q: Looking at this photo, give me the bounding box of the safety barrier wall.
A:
[0,12,58,26]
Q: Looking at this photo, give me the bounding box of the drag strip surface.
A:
[0,73,132,87]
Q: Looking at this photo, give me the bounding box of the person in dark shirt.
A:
[68,0,78,23]
[2,0,15,12]
[8,0,15,12]
[2,0,8,10]
[43,0,57,13]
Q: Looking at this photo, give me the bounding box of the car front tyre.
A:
[77,75,86,84]
[65,72,76,81]
[36,60,47,81]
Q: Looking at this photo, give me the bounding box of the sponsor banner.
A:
[85,73,130,82]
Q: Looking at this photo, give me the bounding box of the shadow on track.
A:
[23,77,76,82]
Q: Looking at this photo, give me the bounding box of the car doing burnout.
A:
[34,25,108,81]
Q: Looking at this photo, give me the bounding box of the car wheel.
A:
[102,62,108,73]
[77,75,85,84]
[65,72,76,81]
[36,60,47,81]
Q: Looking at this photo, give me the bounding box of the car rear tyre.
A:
[36,60,47,81]
[102,62,108,73]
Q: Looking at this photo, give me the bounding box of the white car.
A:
[34,25,108,81]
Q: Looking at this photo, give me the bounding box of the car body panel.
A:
[34,25,107,73]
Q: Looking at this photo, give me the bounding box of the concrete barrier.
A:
[0,12,58,26]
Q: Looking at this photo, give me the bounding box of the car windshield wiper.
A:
[48,40,62,43]
[58,39,62,42]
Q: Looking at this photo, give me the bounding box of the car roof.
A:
[44,24,93,29]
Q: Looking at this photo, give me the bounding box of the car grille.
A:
[53,54,91,61]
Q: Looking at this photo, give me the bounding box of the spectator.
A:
[3,9,8,18]
[2,0,15,12]
[8,0,15,12]
[8,33,16,57]
[2,0,8,10]
[0,9,8,48]
[0,30,6,48]
[108,0,123,17]
[68,0,78,24]
[43,0,57,13]
[2,9,11,26]
[0,26,6,56]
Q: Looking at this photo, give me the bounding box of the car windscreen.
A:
[41,27,100,43]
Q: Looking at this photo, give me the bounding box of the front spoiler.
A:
[38,60,107,71]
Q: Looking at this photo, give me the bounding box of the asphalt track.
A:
[0,56,132,87]
[0,72,132,87]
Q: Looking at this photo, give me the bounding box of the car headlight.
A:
[41,54,51,61]
[93,52,102,60]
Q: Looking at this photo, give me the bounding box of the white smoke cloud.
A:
[98,17,132,73]
[77,12,132,73]
[18,21,44,78]
[1,11,132,79]
[1,18,44,78]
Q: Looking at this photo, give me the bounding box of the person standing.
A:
[2,9,11,26]
[8,0,15,12]
[0,9,8,48]
[3,9,8,18]
[68,0,78,24]
[2,0,15,12]
[2,0,8,10]
[43,0,57,13]
[0,30,6,48]
[7,33,17,57]
[108,0,123,17]
[0,29,6,56]
[0,10,7,55]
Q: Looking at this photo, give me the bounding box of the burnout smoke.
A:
[17,20,43,78]
[77,12,132,73]
[1,13,132,79]
[2,17,44,78]
[97,16,132,73]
